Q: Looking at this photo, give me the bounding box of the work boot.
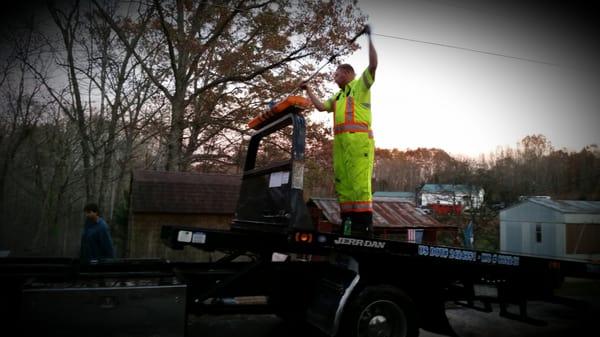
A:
[350,212,374,238]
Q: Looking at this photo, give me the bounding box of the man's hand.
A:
[300,80,328,112]
[350,24,371,44]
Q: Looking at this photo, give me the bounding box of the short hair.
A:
[337,63,355,75]
[84,203,100,214]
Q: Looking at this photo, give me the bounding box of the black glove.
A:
[363,24,371,36]
[350,25,371,43]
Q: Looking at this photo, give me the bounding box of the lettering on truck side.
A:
[333,237,386,249]
[418,245,519,266]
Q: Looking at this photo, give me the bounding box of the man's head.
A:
[84,203,100,221]
[334,64,355,88]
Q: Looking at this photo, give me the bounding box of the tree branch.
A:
[191,47,313,101]
[92,0,172,99]
[154,0,178,77]
[186,0,246,81]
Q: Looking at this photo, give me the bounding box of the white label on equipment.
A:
[271,252,288,262]
[281,171,290,185]
[269,171,290,188]
[177,230,192,243]
[268,172,280,187]
[192,232,206,244]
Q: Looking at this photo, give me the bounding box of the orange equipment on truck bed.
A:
[248,96,311,130]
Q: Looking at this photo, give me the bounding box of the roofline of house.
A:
[500,198,600,215]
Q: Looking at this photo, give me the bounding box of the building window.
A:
[536,224,542,243]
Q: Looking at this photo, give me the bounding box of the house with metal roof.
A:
[128,170,241,259]
[308,197,457,243]
[500,198,600,261]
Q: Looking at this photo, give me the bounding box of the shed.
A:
[500,198,600,261]
[128,170,241,259]
[308,197,457,243]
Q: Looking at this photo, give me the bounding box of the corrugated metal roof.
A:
[131,170,241,214]
[527,198,600,214]
[309,197,455,229]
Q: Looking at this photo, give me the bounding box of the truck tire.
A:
[340,285,418,337]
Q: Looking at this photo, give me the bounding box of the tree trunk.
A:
[96,22,111,211]
[51,3,94,202]
[166,94,185,171]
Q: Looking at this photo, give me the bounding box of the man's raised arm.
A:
[366,26,377,78]
[300,81,329,112]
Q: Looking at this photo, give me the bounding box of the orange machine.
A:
[248,96,311,130]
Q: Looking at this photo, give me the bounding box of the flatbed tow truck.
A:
[1,97,599,337]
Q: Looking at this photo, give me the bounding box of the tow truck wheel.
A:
[340,285,418,337]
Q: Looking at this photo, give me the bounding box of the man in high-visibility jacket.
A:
[301,27,377,237]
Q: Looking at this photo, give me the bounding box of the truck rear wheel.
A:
[340,285,418,337]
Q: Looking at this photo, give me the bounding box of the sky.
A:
[320,0,600,157]
[1,0,599,159]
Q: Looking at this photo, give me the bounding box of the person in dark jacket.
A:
[80,203,115,261]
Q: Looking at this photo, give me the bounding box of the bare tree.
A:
[79,0,154,211]
[94,0,365,171]
[0,21,46,213]
[41,0,96,201]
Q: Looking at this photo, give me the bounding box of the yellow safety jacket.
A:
[325,68,375,213]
